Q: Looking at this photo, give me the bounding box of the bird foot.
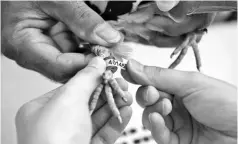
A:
[89,46,127,123]
[169,29,207,71]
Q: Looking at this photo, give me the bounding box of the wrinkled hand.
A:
[1,1,122,82]
[122,59,237,144]
[15,57,132,144]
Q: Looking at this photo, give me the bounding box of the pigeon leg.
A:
[105,84,122,123]
[169,29,207,71]
[169,46,188,69]
[89,84,104,115]
[191,41,202,72]
[109,78,127,102]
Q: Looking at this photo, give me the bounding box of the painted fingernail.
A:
[95,22,122,43]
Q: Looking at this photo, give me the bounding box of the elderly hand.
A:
[15,57,132,144]
[122,59,237,144]
[1,1,122,82]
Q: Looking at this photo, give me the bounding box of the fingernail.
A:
[121,69,137,84]
[95,22,122,43]
[162,101,166,116]
[156,0,179,12]
[128,59,143,73]
[148,113,154,131]
[87,57,106,73]
[149,113,155,125]
[145,87,150,103]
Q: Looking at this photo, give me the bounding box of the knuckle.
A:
[49,71,71,83]
[72,2,92,20]
[15,102,30,124]
[145,66,164,84]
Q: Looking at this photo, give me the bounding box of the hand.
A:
[1,1,123,82]
[122,59,237,144]
[15,57,132,144]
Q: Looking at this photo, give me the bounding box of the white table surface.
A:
[1,22,237,144]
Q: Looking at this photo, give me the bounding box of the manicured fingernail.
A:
[95,22,122,43]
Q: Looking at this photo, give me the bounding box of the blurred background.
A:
[1,12,237,144]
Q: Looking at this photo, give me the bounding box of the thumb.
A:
[155,0,180,12]
[38,1,122,46]
[122,59,207,97]
[61,57,106,106]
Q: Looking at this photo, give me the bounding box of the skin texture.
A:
[121,59,237,144]
[15,57,133,144]
[1,1,219,83]
[1,1,123,83]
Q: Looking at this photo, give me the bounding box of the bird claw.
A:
[169,29,207,71]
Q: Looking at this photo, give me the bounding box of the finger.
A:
[61,57,106,107]
[49,22,77,53]
[136,86,160,108]
[155,0,180,12]
[92,92,133,135]
[114,78,129,92]
[7,18,93,82]
[149,112,179,144]
[44,53,94,83]
[15,29,94,83]
[136,86,172,107]
[143,110,173,132]
[123,59,207,97]
[39,1,122,46]
[92,106,132,144]
[142,98,173,132]
[90,78,129,111]
[143,98,173,119]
